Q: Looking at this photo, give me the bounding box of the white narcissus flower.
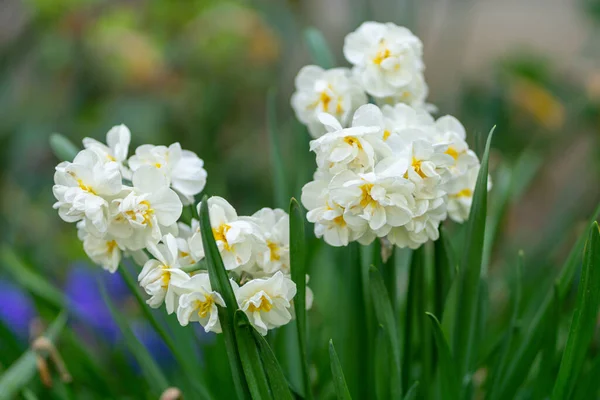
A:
[344,22,424,98]
[243,208,290,275]
[373,72,429,108]
[83,124,132,179]
[173,273,225,333]
[175,219,201,267]
[387,196,447,249]
[77,221,121,273]
[310,105,391,174]
[188,197,266,271]
[138,234,190,313]
[109,166,182,251]
[396,140,454,197]
[291,66,367,138]
[433,115,479,176]
[53,149,122,236]
[301,177,369,247]
[233,271,297,336]
[128,143,207,205]
[446,166,492,223]
[329,168,415,238]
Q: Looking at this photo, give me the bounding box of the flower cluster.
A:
[53,130,309,335]
[293,22,490,249]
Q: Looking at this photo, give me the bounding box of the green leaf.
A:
[100,283,168,395]
[49,133,79,162]
[403,381,419,400]
[329,340,352,400]
[496,204,600,399]
[289,198,312,400]
[199,196,250,400]
[487,252,523,399]
[0,311,68,400]
[532,283,560,400]
[0,245,65,308]
[118,265,213,399]
[234,311,273,400]
[369,266,402,399]
[251,326,294,400]
[303,27,335,68]
[374,329,390,400]
[434,227,456,319]
[267,88,288,209]
[552,222,600,400]
[403,248,419,392]
[426,313,459,400]
[452,127,494,379]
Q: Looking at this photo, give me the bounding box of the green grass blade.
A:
[487,252,523,399]
[374,329,390,400]
[496,205,600,399]
[403,381,419,400]
[551,222,600,400]
[434,227,456,319]
[0,311,68,400]
[99,283,168,395]
[0,245,65,308]
[199,195,250,400]
[532,283,560,400]
[303,27,335,68]
[572,354,600,399]
[267,88,288,209]
[403,249,420,392]
[426,313,459,400]
[289,198,312,400]
[49,133,78,162]
[453,127,494,378]
[369,266,402,399]
[329,340,352,400]
[251,326,294,400]
[234,311,273,400]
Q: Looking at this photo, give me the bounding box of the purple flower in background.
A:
[131,320,174,366]
[0,280,36,340]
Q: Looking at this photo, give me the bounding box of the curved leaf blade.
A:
[329,340,352,400]
[251,327,294,400]
[49,133,79,162]
[303,27,335,69]
[426,313,459,400]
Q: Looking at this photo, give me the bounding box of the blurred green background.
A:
[1,0,600,398]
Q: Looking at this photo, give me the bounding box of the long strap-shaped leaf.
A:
[495,204,600,399]
[0,311,68,400]
[303,27,335,69]
[369,267,402,399]
[329,340,352,400]
[234,311,273,400]
[552,222,600,400]
[426,313,459,400]
[452,127,494,380]
[199,195,250,400]
[49,133,78,162]
[290,198,313,400]
[403,381,419,400]
[251,324,294,400]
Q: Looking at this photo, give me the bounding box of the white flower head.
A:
[243,208,290,275]
[109,166,182,251]
[310,104,391,174]
[174,272,225,333]
[233,271,297,336]
[83,124,132,179]
[374,72,429,108]
[53,149,122,235]
[446,165,492,223]
[291,66,367,138]
[344,22,424,98]
[128,143,207,205]
[77,221,121,273]
[387,196,447,249]
[433,115,479,176]
[189,197,266,271]
[175,219,201,267]
[138,234,190,313]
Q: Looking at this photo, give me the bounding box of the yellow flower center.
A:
[405,158,427,179]
[373,48,391,65]
[267,241,281,261]
[319,91,332,110]
[344,136,362,149]
[248,296,273,313]
[454,189,473,198]
[139,200,154,225]
[77,179,97,195]
[359,183,376,208]
[212,224,231,250]
[333,215,346,227]
[161,268,171,288]
[445,147,461,160]
[383,130,391,141]
[107,154,116,162]
[107,240,117,253]
[196,296,214,319]
[154,162,162,168]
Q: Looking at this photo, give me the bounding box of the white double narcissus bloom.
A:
[310,104,390,174]
[374,72,429,108]
[109,166,182,251]
[138,234,189,313]
[301,176,365,247]
[83,124,132,179]
[233,271,297,336]
[128,142,207,205]
[433,115,479,176]
[176,219,201,267]
[446,166,486,223]
[189,197,265,271]
[291,66,367,138]
[173,272,225,333]
[243,208,290,275]
[329,167,415,240]
[344,22,424,98]
[77,221,121,273]
[53,149,122,236]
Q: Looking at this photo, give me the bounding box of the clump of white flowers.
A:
[292,22,491,249]
[52,126,310,336]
